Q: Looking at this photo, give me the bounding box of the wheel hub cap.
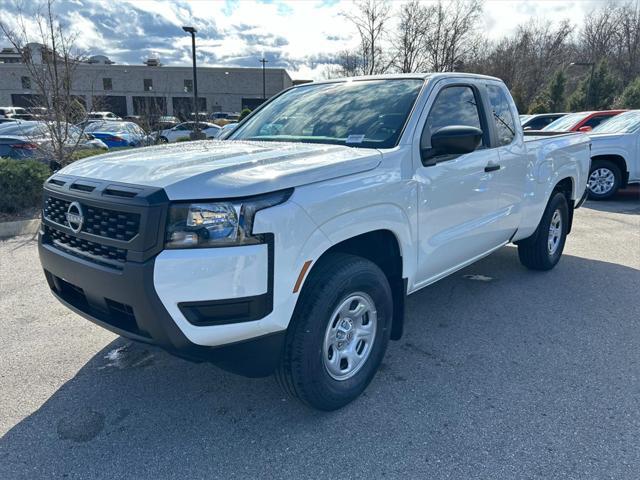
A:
[323,292,377,381]
[588,168,615,195]
[548,209,562,255]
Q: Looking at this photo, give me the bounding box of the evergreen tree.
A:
[239,108,252,121]
[568,61,619,111]
[528,92,551,114]
[567,84,586,111]
[615,77,640,108]
[547,70,566,111]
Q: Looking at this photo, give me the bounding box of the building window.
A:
[103,78,113,91]
[143,78,153,91]
[21,76,30,89]
[184,79,193,93]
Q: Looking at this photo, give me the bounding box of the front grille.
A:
[44,196,140,241]
[45,225,127,266]
[42,179,167,268]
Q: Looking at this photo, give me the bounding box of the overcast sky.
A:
[0,0,606,79]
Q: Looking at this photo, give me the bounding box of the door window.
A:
[486,84,516,146]
[583,115,611,129]
[526,116,556,130]
[421,86,483,151]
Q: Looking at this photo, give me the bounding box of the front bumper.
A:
[39,233,285,378]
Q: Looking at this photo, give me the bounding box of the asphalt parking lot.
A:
[1,187,639,480]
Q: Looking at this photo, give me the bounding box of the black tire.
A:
[276,253,392,411]
[158,136,169,144]
[588,159,621,200]
[517,192,569,271]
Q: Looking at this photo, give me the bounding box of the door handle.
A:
[484,163,501,172]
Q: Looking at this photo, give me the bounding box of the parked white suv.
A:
[87,111,121,121]
[157,121,222,142]
[39,74,590,410]
[0,106,27,118]
[587,110,640,199]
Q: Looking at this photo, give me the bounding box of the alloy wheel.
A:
[589,168,615,195]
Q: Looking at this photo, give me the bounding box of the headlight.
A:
[165,189,292,248]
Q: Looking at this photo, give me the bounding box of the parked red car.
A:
[542,110,626,132]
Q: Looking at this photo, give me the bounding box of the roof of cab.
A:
[294,72,503,87]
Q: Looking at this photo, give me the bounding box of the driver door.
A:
[413,81,505,287]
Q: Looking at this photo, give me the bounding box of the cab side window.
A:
[487,84,516,146]
[421,86,482,151]
[582,115,608,129]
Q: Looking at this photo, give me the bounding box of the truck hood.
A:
[59,140,382,199]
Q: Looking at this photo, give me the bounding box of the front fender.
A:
[314,203,415,286]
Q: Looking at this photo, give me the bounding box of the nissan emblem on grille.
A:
[65,201,84,233]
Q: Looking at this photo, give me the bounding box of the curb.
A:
[0,219,40,239]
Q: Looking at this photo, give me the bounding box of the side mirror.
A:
[578,125,592,132]
[422,125,483,165]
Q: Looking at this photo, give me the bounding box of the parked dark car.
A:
[521,113,567,130]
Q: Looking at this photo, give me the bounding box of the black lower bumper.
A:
[38,237,285,377]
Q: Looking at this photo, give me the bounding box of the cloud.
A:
[0,0,598,80]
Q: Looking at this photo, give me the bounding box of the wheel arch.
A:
[553,176,575,234]
[591,154,629,187]
[303,229,407,341]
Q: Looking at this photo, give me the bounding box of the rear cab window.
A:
[486,84,517,146]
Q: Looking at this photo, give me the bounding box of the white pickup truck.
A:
[39,74,591,410]
[587,110,640,199]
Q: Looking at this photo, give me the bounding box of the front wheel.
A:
[588,160,621,200]
[517,192,569,271]
[276,253,392,411]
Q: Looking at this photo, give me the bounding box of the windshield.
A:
[592,111,640,134]
[85,121,128,133]
[542,112,589,131]
[230,79,424,148]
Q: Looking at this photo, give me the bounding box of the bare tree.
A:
[324,49,363,78]
[0,0,90,167]
[343,0,393,75]
[615,1,640,83]
[423,0,484,72]
[582,6,619,62]
[393,1,430,73]
[470,20,574,112]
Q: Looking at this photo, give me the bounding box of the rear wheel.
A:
[157,136,169,144]
[517,192,569,271]
[276,253,392,411]
[588,160,621,200]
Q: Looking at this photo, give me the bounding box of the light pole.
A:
[259,56,268,102]
[183,26,204,139]
[569,61,595,110]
